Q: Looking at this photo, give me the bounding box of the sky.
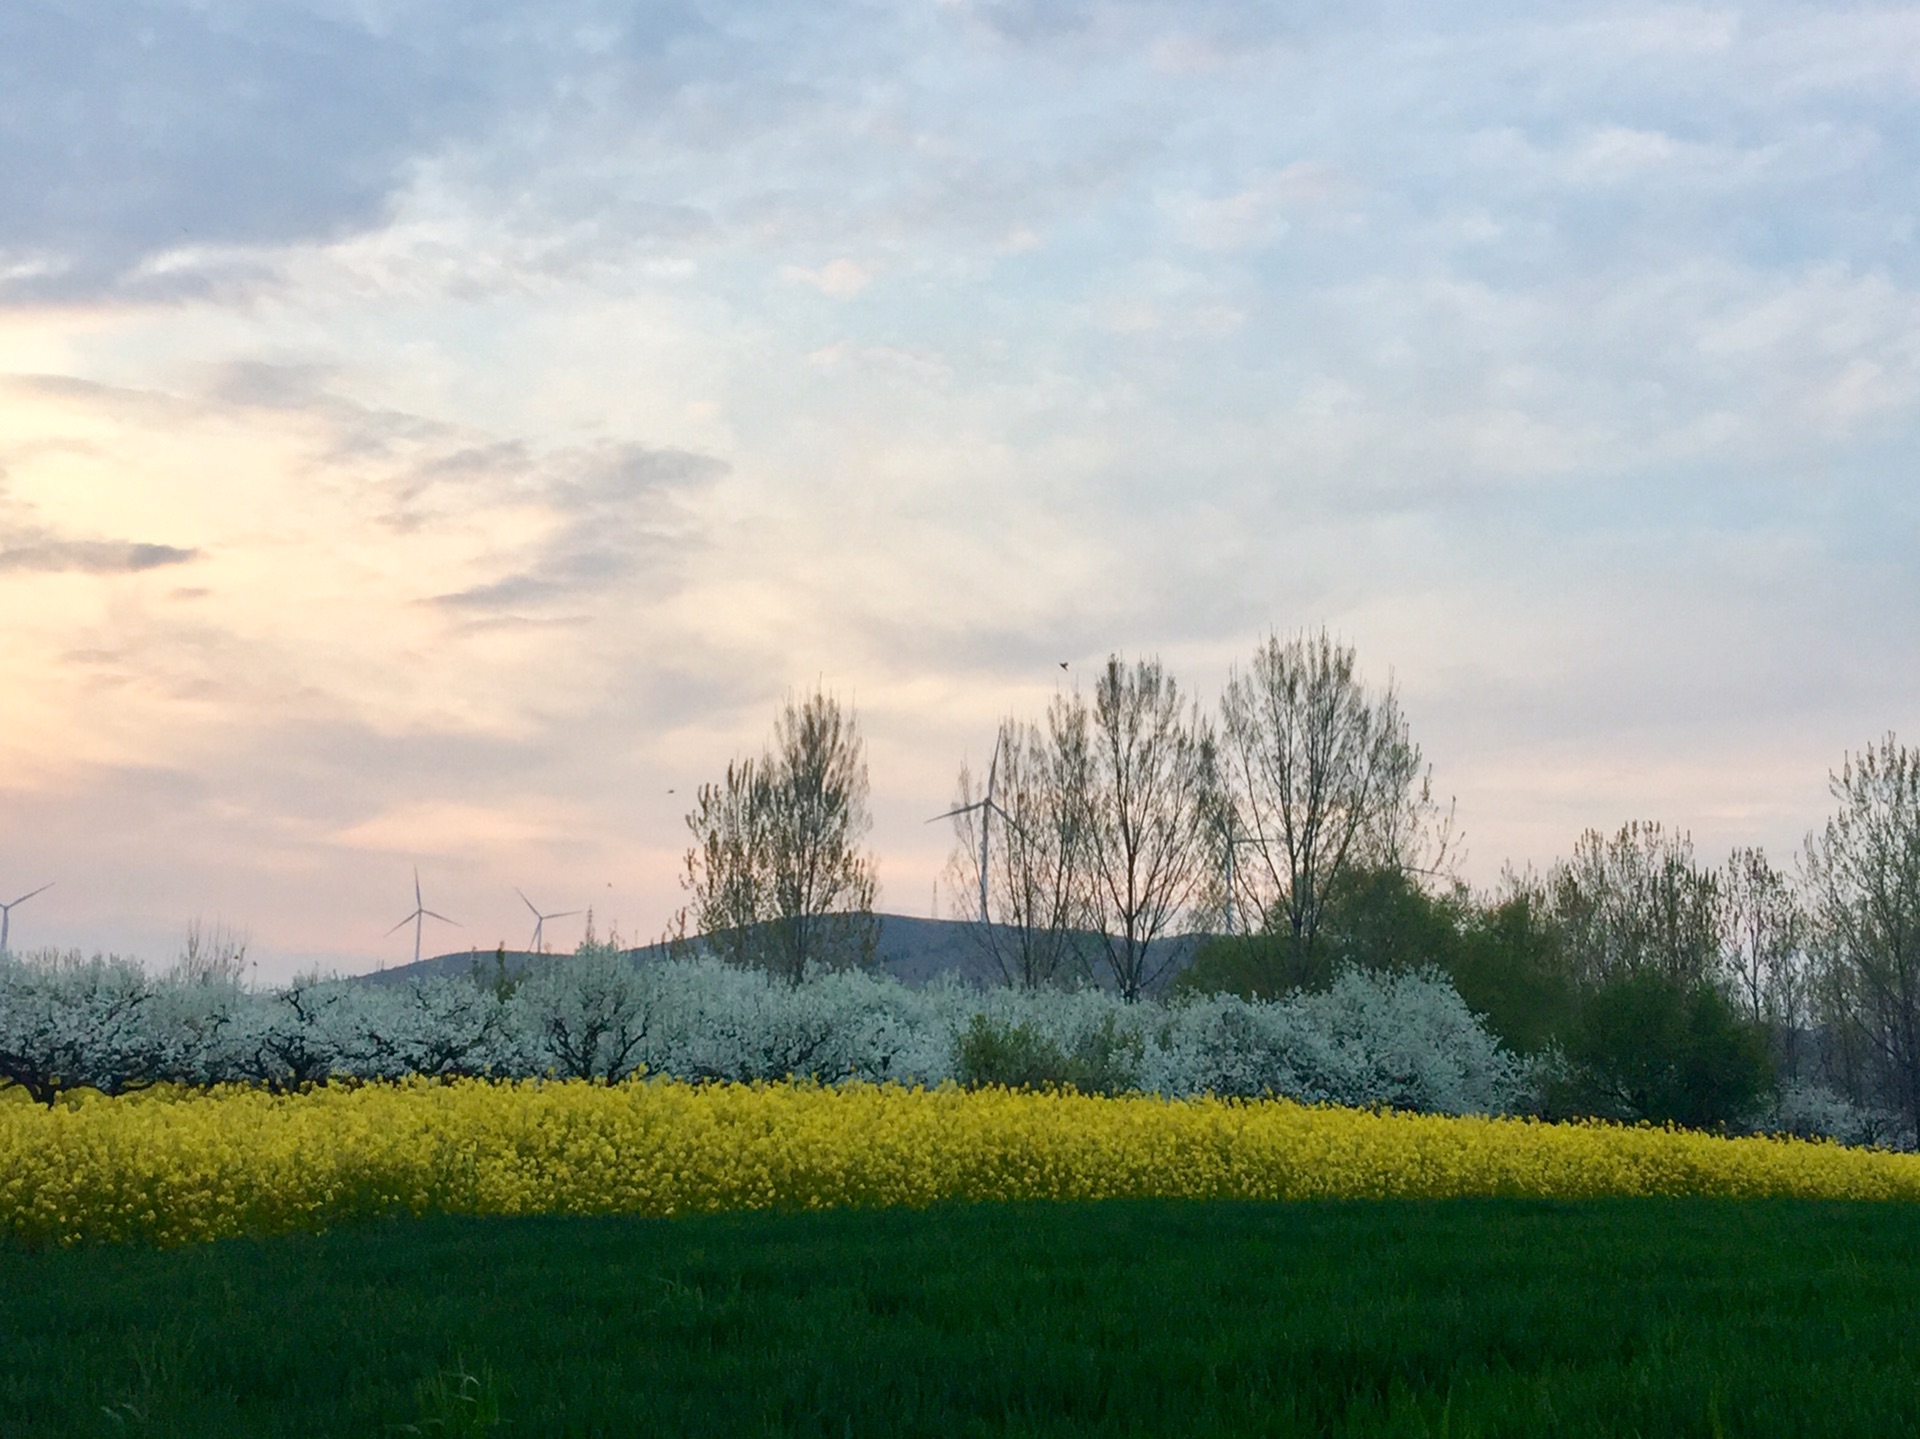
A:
[2,0,1918,980]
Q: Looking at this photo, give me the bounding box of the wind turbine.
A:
[0,882,51,953]
[516,888,581,954]
[927,733,1023,924]
[386,867,459,966]
[1219,809,1262,937]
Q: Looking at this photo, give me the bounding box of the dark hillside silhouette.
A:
[357,914,1204,994]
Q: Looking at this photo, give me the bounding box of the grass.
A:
[2,1198,1919,1436]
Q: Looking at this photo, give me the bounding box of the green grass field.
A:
[4,1199,1919,1437]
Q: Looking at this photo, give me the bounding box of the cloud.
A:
[946,0,1104,44]
[0,5,475,300]
[0,539,197,574]
[780,259,873,297]
[432,574,568,613]
[0,368,745,768]
[0,0,733,303]
[331,799,579,858]
[1164,163,1343,252]
[428,443,726,615]
[1569,125,1683,182]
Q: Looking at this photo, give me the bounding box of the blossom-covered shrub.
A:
[1765,1080,1912,1151]
[509,947,655,1082]
[0,943,1810,1129]
[0,950,161,1104]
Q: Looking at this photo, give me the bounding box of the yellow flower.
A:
[0,1078,1916,1247]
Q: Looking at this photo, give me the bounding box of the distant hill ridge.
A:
[356,913,1204,993]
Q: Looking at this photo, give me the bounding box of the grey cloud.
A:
[942,0,1337,49]
[195,365,533,502]
[562,445,727,503]
[186,371,729,607]
[0,539,198,574]
[433,574,563,612]
[203,361,342,411]
[192,367,728,570]
[14,0,1918,317]
[957,0,1106,43]
[0,0,725,302]
[0,4,462,298]
[0,0,1359,303]
[429,442,725,615]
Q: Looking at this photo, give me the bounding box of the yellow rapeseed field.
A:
[3,1078,1918,1246]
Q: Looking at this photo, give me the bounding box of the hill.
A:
[355,913,1204,993]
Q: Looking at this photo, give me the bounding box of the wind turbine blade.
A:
[385,912,421,937]
[926,801,988,823]
[985,801,1029,839]
[6,883,53,907]
[414,867,423,907]
[517,888,540,917]
[423,910,459,926]
[547,909,583,920]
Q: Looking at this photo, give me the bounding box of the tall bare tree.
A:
[170,917,251,988]
[1078,656,1216,1001]
[1803,734,1920,1139]
[942,700,1095,988]
[678,689,879,983]
[1547,822,1722,989]
[1720,846,1808,1074]
[1217,629,1427,959]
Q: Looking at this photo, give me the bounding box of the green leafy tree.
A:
[1551,969,1772,1129]
[1175,866,1579,1059]
[954,1013,1143,1095]
[1179,864,1459,1000]
[1447,882,1577,1056]
[1315,866,1463,975]
[1173,928,1317,1001]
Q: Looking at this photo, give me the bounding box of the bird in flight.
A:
[1058,661,1068,670]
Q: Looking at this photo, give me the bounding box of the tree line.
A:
[677,632,1920,1141]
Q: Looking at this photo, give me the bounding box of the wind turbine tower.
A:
[517,889,582,954]
[1220,809,1262,936]
[927,733,1022,925]
[387,868,459,966]
[0,882,52,954]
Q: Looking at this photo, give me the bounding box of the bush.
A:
[1550,970,1773,1130]
[956,1015,1073,1090]
[956,1013,1144,1095]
